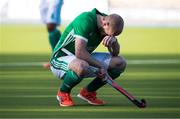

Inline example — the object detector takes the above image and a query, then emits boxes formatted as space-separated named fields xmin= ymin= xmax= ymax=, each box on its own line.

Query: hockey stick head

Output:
xmin=132 ymin=99 xmax=146 ymax=108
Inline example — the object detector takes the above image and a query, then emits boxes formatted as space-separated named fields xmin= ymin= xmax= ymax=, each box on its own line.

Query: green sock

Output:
xmin=48 ymin=29 xmax=61 ymax=50
xmin=60 ymin=70 xmax=82 ymax=93
xmin=86 ymin=77 xmax=106 ymax=92
xmin=108 ymin=68 xmax=122 ymax=79
xmin=86 ymin=69 xmax=122 ymax=92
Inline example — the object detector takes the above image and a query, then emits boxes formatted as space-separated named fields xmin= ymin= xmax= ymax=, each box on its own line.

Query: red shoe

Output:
xmin=57 ymin=91 xmax=74 ymax=107
xmin=77 ymin=88 xmax=105 ymax=105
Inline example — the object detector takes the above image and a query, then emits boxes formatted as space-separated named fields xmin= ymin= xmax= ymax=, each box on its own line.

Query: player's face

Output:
xmin=101 ymin=22 xmax=110 ymax=36
xmin=101 ymin=16 xmax=123 ymax=36
xmin=103 ymin=25 xmax=117 ymax=36
xmin=102 ymin=21 xmax=120 ymax=36
xmin=104 ymin=27 xmax=114 ymax=36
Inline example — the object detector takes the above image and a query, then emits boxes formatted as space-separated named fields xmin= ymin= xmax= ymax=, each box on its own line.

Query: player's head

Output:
xmin=101 ymin=14 xmax=124 ymax=36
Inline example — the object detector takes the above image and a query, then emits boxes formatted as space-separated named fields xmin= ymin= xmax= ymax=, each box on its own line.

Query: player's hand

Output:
xmin=97 ymin=67 xmax=107 ymax=79
xmin=102 ymin=36 xmax=116 ymax=47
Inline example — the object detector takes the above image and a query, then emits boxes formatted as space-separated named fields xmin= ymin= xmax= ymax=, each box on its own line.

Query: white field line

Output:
xmin=128 ymin=59 xmax=180 ymax=65
xmin=0 ymin=62 xmax=43 ymax=67
xmin=0 ymin=59 xmax=180 ymax=67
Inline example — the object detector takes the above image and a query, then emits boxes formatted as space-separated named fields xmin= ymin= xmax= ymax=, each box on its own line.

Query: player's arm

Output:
xmin=75 ymin=38 xmax=106 ymax=78
xmin=75 ymin=38 xmax=104 ymax=68
xmin=102 ymin=36 xmax=120 ymax=56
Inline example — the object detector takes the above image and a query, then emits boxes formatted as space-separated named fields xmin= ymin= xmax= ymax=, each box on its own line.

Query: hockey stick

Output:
xmin=59 ymin=47 xmax=147 ymax=108
xmin=105 ymin=73 xmax=146 ymax=108
xmin=91 ymin=67 xmax=146 ymax=108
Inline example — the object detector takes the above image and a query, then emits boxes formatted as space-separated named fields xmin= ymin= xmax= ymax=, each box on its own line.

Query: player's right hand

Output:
xmin=97 ymin=67 xmax=107 ymax=79
xmin=102 ymin=36 xmax=116 ymax=47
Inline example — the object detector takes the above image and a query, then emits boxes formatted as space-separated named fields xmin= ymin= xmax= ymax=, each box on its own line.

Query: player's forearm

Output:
xmin=75 ymin=49 xmax=104 ymax=68
xmin=75 ymin=38 xmax=105 ymax=68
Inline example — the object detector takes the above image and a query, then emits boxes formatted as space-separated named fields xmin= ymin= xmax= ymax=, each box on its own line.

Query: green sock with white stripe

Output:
xmin=60 ymin=70 xmax=82 ymax=93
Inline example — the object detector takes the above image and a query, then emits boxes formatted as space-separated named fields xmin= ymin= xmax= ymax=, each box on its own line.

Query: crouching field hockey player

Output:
xmin=50 ymin=8 xmax=126 ymax=107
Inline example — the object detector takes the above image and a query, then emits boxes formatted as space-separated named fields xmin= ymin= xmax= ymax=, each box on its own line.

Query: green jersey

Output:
xmin=51 ymin=8 xmax=107 ymax=68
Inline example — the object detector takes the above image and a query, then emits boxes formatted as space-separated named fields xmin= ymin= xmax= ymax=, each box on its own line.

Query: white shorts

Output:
xmin=39 ymin=0 xmax=63 ymax=25
xmin=50 ymin=52 xmax=112 ymax=79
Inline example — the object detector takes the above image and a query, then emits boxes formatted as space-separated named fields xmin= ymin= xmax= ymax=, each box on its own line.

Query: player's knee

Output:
xmin=76 ymin=61 xmax=89 ymax=78
xmin=119 ymin=57 xmax=126 ymax=72
xmin=108 ymin=57 xmax=126 ymax=79
xmin=112 ymin=56 xmax=126 ymax=72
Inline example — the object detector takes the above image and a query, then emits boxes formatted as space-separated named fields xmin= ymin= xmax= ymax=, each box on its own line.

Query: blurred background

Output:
xmin=0 ymin=0 xmax=180 ymax=55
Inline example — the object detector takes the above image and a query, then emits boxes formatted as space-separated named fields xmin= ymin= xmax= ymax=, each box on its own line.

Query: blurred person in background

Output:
xmin=50 ymin=8 xmax=126 ymax=107
xmin=39 ymin=0 xmax=64 ymax=69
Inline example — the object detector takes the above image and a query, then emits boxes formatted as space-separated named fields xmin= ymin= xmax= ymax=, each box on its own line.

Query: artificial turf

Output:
xmin=0 ymin=54 xmax=179 ymax=118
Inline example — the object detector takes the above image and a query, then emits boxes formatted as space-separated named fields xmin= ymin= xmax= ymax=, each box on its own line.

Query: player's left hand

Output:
xmin=102 ymin=36 xmax=116 ymax=47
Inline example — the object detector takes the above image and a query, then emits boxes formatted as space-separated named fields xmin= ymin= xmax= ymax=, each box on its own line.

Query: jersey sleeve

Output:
xmin=73 ymin=18 xmax=92 ymax=42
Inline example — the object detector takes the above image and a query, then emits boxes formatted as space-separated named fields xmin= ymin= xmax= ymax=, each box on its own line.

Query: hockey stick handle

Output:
xmin=105 ymin=74 xmax=135 ymax=101
xmin=90 ymin=67 xmax=134 ymax=100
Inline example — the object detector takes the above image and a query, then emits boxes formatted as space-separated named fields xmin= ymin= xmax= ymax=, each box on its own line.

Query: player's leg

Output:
xmin=108 ymin=56 xmax=126 ymax=79
xmin=60 ymin=58 xmax=89 ymax=93
xmin=47 ymin=23 xmax=61 ymax=50
xmin=43 ymin=23 xmax=61 ymax=69
xmin=39 ymin=0 xmax=61 ymax=50
xmin=51 ymin=56 xmax=89 ymax=106
xmin=46 ymin=0 xmax=63 ymax=50
xmin=40 ymin=0 xmax=63 ymax=69
xmin=86 ymin=53 xmax=126 ymax=92
xmin=77 ymin=53 xmax=126 ymax=104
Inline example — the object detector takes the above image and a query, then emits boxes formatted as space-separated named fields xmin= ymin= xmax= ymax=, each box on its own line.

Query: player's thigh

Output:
xmin=78 ymin=52 xmax=112 ymax=78
xmin=91 ymin=52 xmax=126 ymax=69
xmin=91 ymin=52 xmax=112 ymax=69
xmin=46 ymin=0 xmax=63 ymax=24
xmin=68 ymin=58 xmax=89 ymax=74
